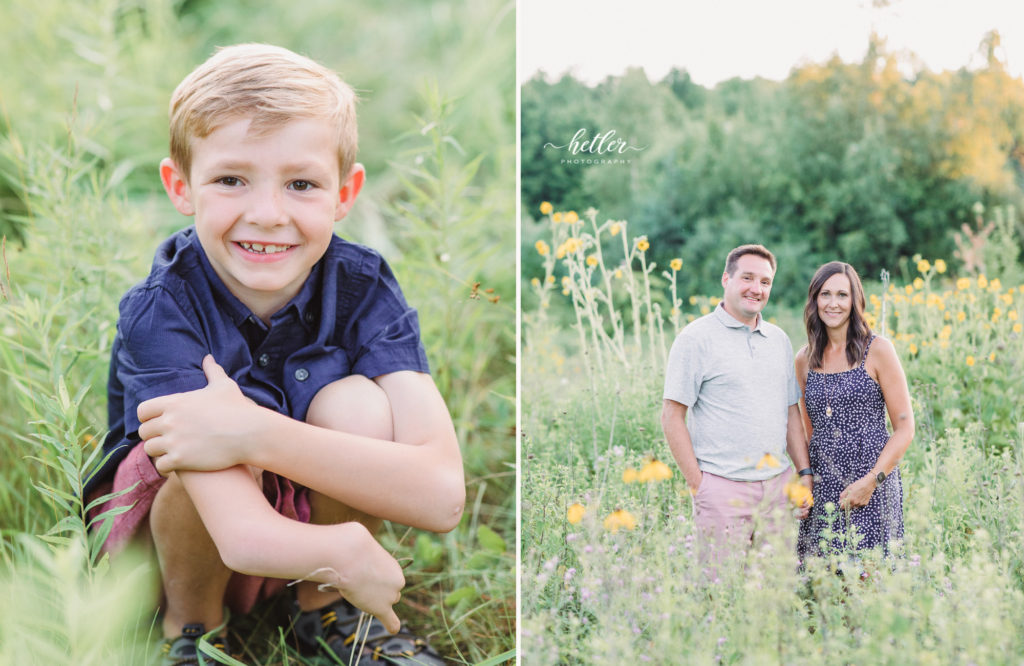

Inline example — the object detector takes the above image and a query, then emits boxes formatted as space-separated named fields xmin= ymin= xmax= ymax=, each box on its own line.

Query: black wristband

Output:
xmin=797 ymin=468 xmax=813 ymax=477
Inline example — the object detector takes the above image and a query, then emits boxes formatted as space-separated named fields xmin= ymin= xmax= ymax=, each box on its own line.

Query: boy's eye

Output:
xmin=290 ymin=180 xmax=315 ymax=191
xmin=216 ymin=176 xmax=242 ymax=187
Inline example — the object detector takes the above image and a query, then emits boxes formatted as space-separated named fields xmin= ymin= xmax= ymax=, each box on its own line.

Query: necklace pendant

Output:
xmin=826 ymin=405 xmax=833 ymax=418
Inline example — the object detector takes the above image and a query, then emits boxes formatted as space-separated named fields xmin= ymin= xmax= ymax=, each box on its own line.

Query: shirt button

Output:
xmin=304 ymin=311 xmax=315 ymax=324
xmin=294 ymin=368 xmax=309 ymax=382
xmin=257 ymin=353 xmax=270 ymax=367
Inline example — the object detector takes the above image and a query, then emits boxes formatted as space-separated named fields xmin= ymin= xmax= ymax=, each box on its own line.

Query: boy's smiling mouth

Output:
xmin=236 ymin=241 xmax=294 ymax=255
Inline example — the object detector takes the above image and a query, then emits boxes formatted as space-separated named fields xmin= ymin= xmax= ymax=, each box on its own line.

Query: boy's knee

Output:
xmin=306 ymin=375 xmax=393 ymax=440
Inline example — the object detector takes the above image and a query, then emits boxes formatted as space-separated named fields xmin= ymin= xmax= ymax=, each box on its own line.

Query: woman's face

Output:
xmin=816 ymin=272 xmax=853 ymax=331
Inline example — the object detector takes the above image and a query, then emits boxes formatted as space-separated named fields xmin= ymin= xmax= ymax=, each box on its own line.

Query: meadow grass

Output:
xmin=521 ymin=205 xmax=1024 ymax=664
xmin=0 ymin=0 xmax=514 ymax=663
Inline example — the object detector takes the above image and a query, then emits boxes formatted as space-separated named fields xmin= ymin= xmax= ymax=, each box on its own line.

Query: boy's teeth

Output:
xmin=239 ymin=242 xmax=288 ymax=254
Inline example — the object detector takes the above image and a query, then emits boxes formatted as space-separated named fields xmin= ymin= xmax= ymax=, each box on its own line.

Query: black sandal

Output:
xmin=292 ymin=598 xmax=445 ymax=665
xmin=157 ymin=622 xmax=241 ymax=666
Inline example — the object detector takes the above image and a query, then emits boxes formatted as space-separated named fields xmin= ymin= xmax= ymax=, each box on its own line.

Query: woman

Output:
xmin=795 ymin=261 xmax=914 ymax=559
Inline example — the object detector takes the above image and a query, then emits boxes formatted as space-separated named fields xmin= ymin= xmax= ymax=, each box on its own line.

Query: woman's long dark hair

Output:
xmin=804 ymin=261 xmax=873 ymax=370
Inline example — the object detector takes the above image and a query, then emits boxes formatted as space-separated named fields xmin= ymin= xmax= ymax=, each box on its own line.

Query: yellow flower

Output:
xmin=913 ymin=277 xmax=924 ymax=291
xmin=586 ymin=255 xmax=599 ymax=267
xmin=603 ymin=509 xmax=637 ymax=533
xmin=622 ymin=467 xmax=638 ymax=484
xmin=992 ymin=307 xmax=1003 ymax=322
xmin=539 ymin=201 xmax=553 ymax=215
xmin=1002 ymin=294 xmax=1014 ymax=305
xmin=912 ymin=293 xmax=924 ymax=306
xmin=1013 ymin=323 xmax=1022 ymax=334
xmin=638 ymin=459 xmax=673 ymax=482
xmin=957 ymin=311 xmax=966 ymax=322
xmin=956 ymin=277 xmax=971 ymax=291
xmin=689 ymin=295 xmax=698 ymax=305
xmin=552 ymin=212 xmax=563 ymax=223
xmin=564 ymin=237 xmax=582 ymax=254
xmin=939 ymin=324 xmax=952 ymax=340
xmin=784 ymin=480 xmax=813 ymax=508
xmin=535 ymin=240 xmax=550 ymax=256
xmin=567 ymin=503 xmax=585 ymax=524
xmin=609 ymin=222 xmax=622 ymax=236
xmin=700 ymin=305 xmax=710 ymax=315
xmin=546 ymin=275 xmax=555 ymax=284
xmin=917 ymin=259 xmax=931 ymax=274
xmin=978 ymin=275 xmax=989 ymax=289
xmin=670 ymin=258 xmax=683 ymax=271
xmin=904 ymin=285 xmax=914 ymax=295
xmin=614 ymin=269 xmax=623 ymax=279
xmin=530 ymin=277 xmax=540 ymax=288
xmin=756 ymin=452 xmax=782 ymax=470
xmin=966 ymin=355 xmax=975 ymax=367
xmin=935 ymin=259 xmax=947 ymax=273
xmin=636 ymin=239 xmax=650 ymax=252
xmin=561 ymin=276 xmax=570 ymax=286
xmin=909 ymin=343 xmax=918 ymax=355
xmin=709 ymin=296 xmax=721 ymax=306
xmin=989 ymin=278 xmax=1001 ymax=292
xmin=988 ymin=352 xmax=996 ymax=362
xmin=564 ymin=210 xmax=579 ymax=224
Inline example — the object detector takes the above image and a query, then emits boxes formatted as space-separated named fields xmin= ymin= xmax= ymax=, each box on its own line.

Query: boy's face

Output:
xmin=160 ymin=116 xmax=363 ymax=320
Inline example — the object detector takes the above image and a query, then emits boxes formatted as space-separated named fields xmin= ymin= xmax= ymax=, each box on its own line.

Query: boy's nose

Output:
xmin=246 ymin=187 xmax=288 ymax=227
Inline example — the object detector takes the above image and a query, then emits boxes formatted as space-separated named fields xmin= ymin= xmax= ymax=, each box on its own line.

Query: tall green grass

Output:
xmin=521 ymin=204 xmax=1024 ymax=664
xmin=0 ymin=0 xmax=514 ymax=663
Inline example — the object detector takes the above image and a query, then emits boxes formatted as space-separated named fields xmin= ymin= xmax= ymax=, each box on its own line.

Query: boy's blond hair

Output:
xmin=168 ymin=43 xmax=358 ymax=182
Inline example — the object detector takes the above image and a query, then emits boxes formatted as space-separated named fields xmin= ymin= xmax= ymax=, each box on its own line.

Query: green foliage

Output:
xmin=521 ymin=38 xmax=1024 ymax=305
xmin=0 ymin=0 xmax=514 ymax=662
xmin=522 ymin=233 xmax=1024 ymax=662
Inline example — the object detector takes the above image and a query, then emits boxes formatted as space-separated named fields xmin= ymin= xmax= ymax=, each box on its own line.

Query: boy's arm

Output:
xmin=139 ymin=356 xmax=465 ymax=532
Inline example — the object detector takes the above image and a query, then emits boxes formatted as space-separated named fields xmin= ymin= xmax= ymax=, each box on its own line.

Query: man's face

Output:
xmin=161 ymin=116 xmax=362 ymax=320
xmin=721 ymin=253 xmax=774 ymax=326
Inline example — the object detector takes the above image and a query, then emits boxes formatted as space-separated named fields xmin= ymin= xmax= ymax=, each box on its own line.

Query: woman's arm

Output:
xmin=839 ymin=337 xmax=915 ymax=509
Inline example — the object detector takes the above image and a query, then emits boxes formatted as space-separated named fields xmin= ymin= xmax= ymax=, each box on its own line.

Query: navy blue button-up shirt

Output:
xmin=86 ymin=226 xmax=429 ymax=493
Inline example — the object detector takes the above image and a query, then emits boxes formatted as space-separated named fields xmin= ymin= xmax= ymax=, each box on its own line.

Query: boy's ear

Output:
xmin=334 ymin=163 xmax=366 ymax=221
xmin=159 ymin=158 xmax=195 ymax=216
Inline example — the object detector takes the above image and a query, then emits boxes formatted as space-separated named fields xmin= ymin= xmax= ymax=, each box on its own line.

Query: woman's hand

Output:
xmin=838 ymin=474 xmax=876 ymax=510
xmin=139 ymin=355 xmax=268 ymax=475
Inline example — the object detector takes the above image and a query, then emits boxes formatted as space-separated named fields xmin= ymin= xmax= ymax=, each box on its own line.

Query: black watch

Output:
xmin=875 ymin=470 xmax=886 ymax=484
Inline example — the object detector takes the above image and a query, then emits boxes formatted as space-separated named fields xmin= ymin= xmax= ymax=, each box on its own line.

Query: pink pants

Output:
xmin=692 ymin=468 xmax=794 ymax=568
xmin=90 ymin=442 xmax=311 ymax=614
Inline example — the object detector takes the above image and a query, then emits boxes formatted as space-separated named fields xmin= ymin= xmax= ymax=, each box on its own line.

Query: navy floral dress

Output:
xmin=798 ymin=336 xmax=903 ymax=559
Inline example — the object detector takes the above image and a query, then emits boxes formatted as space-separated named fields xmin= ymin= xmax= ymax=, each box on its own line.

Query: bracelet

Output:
xmin=797 ymin=468 xmax=813 ymax=477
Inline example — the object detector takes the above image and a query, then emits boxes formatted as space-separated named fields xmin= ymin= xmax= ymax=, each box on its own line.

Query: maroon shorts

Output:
xmin=91 ymin=442 xmax=311 ymax=614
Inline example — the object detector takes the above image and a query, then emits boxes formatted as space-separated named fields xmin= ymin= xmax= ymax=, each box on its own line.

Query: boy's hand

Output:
xmin=139 ymin=355 xmax=265 ymax=476
xmin=332 ymin=522 xmax=405 ymax=634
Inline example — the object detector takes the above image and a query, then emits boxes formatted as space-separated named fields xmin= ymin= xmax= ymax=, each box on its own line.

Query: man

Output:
xmin=661 ymin=244 xmax=811 ymax=565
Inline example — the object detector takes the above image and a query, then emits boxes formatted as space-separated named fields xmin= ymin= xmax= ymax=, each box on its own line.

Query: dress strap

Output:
xmin=860 ymin=335 xmax=877 ymax=367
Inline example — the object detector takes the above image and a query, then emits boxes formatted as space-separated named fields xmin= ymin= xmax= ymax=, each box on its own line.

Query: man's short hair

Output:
xmin=168 ymin=43 xmax=359 ymax=182
xmin=724 ymin=244 xmax=777 ymax=276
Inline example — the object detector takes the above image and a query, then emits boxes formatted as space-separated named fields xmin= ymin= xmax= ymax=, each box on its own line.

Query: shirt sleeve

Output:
xmin=663 ymin=329 xmax=704 ymax=407
xmin=345 ymin=254 xmax=430 ymax=378
xmin=114 ymin=286 xmax=210 ymax=438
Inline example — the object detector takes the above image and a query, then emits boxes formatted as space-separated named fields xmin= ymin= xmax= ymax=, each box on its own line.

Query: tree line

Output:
xmin=522 ymin=32 xmax=1024 ymax=303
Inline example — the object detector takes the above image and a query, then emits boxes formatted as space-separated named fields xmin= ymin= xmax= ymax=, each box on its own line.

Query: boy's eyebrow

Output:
xmin=201 ymin=158 xmax=335 ymax=174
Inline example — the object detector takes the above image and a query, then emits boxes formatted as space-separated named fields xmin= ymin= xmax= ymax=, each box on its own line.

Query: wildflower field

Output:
xmin=521 ymin=206 xmax=1024 ymax=664
xmin=0 ymin=1 xmax=514 ymax=663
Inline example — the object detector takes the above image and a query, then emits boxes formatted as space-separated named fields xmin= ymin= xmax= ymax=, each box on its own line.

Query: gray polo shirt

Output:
xmin=664 ymin=303 xmax=800 ymax=481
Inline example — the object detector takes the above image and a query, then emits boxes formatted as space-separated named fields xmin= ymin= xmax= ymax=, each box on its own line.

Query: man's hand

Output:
xmin=139 ymin=355 xmax=266 ymax=475
xmin=838 ymin=474 xmax=875 ymax=510
xmin=796 ymin=474 xmax=813 ymax=519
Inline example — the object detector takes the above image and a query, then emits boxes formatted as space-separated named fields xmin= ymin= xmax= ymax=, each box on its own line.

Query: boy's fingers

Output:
xmin=137 ymin=396 xmax=163 ymax=423
xmin=379 ymin=608 xmax=401 ymax=635
xmin=201 ymin=354 xmax=229 ymax=383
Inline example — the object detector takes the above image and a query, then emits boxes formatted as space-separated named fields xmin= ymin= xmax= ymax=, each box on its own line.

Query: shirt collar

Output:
xmin=189 ymin=227 xmax=321 ymax=333
xmin=713 ymin=302 xmax=768 ymax=336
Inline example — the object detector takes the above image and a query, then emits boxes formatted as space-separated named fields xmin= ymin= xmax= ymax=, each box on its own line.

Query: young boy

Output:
xmin=86 ymin=43 xmax=464 ymax=665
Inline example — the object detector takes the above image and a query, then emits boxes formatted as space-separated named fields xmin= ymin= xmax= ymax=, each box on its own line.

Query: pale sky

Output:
xmin=519 ymin=0 xmax=1024 ymax=86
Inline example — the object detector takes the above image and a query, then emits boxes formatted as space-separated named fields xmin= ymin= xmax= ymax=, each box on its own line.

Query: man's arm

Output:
xmin=660 ymin=399 xmax=702 ymax=492
xmin=139 ymin=356 xmax=465 ymax=533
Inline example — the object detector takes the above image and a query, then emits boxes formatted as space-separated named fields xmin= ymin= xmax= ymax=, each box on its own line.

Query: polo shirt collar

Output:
xmin=189 ymin=227 xmax=321 ymax=333
xmin=713 ymin=302 xmax=768 ymax=336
